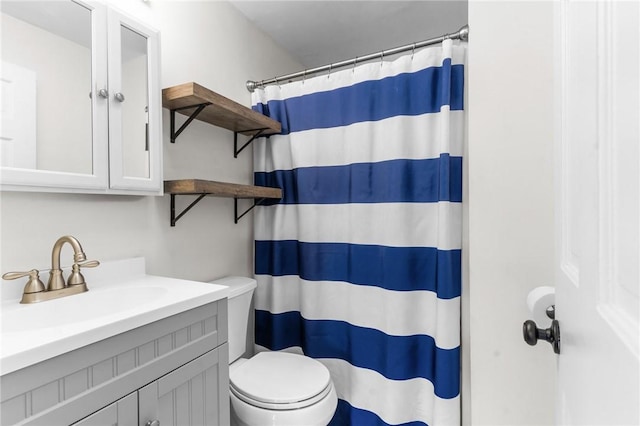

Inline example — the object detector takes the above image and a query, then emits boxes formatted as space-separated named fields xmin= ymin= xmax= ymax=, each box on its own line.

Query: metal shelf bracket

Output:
xmin=170 ymin=195 xmax=268 ymax=226
xmin=170 ymin=103 xmax=211 ymax=143
xmin=234 ymin=198 xmax=266 ymax=224
xmin=234 ymin=128 xmax=268 ymax=158
xmin=170 ymin=194 xmax=206 ymax=227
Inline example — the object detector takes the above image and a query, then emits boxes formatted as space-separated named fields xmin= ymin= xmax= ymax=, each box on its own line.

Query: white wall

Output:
xmin=467 ymin=1 xmax=556 ymax=424
xmin=0 ymin=2 xmax=302 ymax=297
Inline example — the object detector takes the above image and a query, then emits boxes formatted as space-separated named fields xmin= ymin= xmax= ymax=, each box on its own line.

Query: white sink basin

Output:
xmin=1 ymin=259 xmax=229 ymax=376
xmin=2 ymin=286 xmax=169 ymax=333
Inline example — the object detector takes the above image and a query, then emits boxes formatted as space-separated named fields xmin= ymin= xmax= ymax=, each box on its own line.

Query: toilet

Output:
xmin=210 ymin=276 xmax=338 ymax=426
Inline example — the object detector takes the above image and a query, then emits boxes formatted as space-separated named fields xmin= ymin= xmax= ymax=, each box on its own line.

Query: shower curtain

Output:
xmin=251 ymin=39 xmax=465 ymax=426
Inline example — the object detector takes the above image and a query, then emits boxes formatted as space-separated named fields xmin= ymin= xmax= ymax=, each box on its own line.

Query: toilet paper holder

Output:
xmin=523 ymin=305 xmax=561 ymax=354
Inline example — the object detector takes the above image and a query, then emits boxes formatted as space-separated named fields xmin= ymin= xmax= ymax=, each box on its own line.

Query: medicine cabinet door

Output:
xmin=106 ymin=9 xmax=162 ymax=193
xmin=0 ymin=0 xmax=109 ymax=191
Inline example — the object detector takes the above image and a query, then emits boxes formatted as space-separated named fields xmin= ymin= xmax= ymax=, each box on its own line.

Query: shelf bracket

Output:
xmin=234 ymin=128 xmax=268 ymax=158
xmin=170 ymin=193 xmax=207 ymax=227
xmin=234 ymin=197 xmax=266 ymax=224
xmin=170 ymin=103 xmax=211 ymax=143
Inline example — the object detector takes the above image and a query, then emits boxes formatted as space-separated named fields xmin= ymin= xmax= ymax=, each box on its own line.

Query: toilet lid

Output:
xmin=230 ymin=352 xmax=332 ymax=409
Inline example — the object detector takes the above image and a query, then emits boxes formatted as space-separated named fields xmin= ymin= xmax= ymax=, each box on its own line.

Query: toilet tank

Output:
xmin=209 ymin=276 xmax=257 ymax=363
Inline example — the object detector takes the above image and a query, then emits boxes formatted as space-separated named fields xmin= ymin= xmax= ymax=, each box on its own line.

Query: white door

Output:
xmin=554 ymin=0 xmax=639 ymax=424
xmin=0 ymin=62 xmax=36 ymax=169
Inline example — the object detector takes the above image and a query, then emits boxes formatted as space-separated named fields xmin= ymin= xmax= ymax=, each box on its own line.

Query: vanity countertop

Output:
xmin=0 ymin=258 xmax=229 ymax=376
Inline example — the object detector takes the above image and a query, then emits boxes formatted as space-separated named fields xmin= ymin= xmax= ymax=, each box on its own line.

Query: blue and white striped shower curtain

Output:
xmin=251 ymin=39 xmax=465 ymax=426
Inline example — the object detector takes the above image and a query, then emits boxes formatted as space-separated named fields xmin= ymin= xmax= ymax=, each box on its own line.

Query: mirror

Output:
xmin=120 ymin=24 xmax=150 ymax=180
xmin=1 ymin=1 xmax=94 ymax=175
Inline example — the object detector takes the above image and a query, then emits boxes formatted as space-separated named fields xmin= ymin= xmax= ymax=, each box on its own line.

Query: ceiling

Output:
xmin=228 ymin=1 xmax=468 ymax=70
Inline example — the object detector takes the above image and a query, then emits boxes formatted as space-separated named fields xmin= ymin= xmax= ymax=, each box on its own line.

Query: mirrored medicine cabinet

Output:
xmin=0 ymin=0 xmax=162 ymax=194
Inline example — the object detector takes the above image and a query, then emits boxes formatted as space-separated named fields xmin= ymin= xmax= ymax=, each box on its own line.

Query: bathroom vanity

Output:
xmin=0 ymin=259 xmax=230 ymax=425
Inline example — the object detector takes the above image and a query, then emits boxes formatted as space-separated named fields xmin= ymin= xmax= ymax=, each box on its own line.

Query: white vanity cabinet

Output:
xmin=0 ymin=0 xmax=162 ymax=195
xmin=0 ymin=301 xmax=230 ymax=426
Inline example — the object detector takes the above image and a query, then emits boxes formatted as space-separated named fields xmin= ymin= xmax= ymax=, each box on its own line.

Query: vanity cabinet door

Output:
xmin=71 ymin=392 xmax=137 ymax=426
xmin=138 ymin=345 xmax=230 ymax=426
xmin=106 ymin=9 xmax=162 ymax=193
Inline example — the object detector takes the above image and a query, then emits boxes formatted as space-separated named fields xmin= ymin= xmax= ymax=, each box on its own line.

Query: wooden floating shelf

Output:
xmin=162 ymin=82 xmax=281 ymax=137
xmin=162 ymin=82 xmax=283 ymax=226
xmin=164 ymin=179 xmax=282 ymax=226
xmin=164 ymin=179 xmax=282 ymax=199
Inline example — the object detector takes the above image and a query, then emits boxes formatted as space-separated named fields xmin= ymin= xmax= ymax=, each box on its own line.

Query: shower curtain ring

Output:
xmin=353 ymin=56 xmax=357 ymax=73
xmin=380 ymin=51 xmax=384 ymax=67
xmin=274 ymin=76 xmax=281 ymax=88
xmin=302 ymin=69 xmax=306 ymax=85
xmin=411 ymin=43 xmax=416 ymax=60
xmin=327 ymin=63 xmax=332 ymax=79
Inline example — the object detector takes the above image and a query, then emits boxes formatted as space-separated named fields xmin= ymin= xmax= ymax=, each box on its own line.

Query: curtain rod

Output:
xmin=246 ymin=25 xmax=468 ymax=92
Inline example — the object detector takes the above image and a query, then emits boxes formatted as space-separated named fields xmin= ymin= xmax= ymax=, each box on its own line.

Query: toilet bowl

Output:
xmin=230 ymin=352 xmax=338 ymax=426
xmin=209 ymin=276 xmax=337 ymax=426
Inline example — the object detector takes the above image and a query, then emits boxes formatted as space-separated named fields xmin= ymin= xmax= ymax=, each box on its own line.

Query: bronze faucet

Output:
xmin=2 ymin=236 xmax=99 ymax=304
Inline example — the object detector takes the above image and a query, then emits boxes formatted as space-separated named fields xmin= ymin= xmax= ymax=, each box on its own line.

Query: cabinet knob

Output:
xmin=114 ymin=92 xmax=125 ymax=102
xmin=98 ymin=88 xmax=109 ymax=99
xmin=145 ymin=420 xmax=160 ymax=426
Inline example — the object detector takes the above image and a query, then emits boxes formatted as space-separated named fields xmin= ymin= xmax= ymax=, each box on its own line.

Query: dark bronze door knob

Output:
xmin=523 ymin=319 xmax=561 ymax=354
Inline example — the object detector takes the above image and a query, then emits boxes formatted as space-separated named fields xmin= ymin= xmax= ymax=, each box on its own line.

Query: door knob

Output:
xmin=523 ymin=319 xmax=561 ymax=354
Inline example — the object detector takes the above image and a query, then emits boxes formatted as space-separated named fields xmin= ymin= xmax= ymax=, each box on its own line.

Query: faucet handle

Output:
xmin=2 ymin=269 xmax=46 ymax=294
xmin=77 ymin=260 xmax=100 ymax=268
xmin=67 ymin=260 xmax=100 ymax=287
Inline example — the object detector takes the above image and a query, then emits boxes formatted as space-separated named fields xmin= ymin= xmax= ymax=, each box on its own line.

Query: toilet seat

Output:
xmin=230 ymin=352 xmax=332 ymax=411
